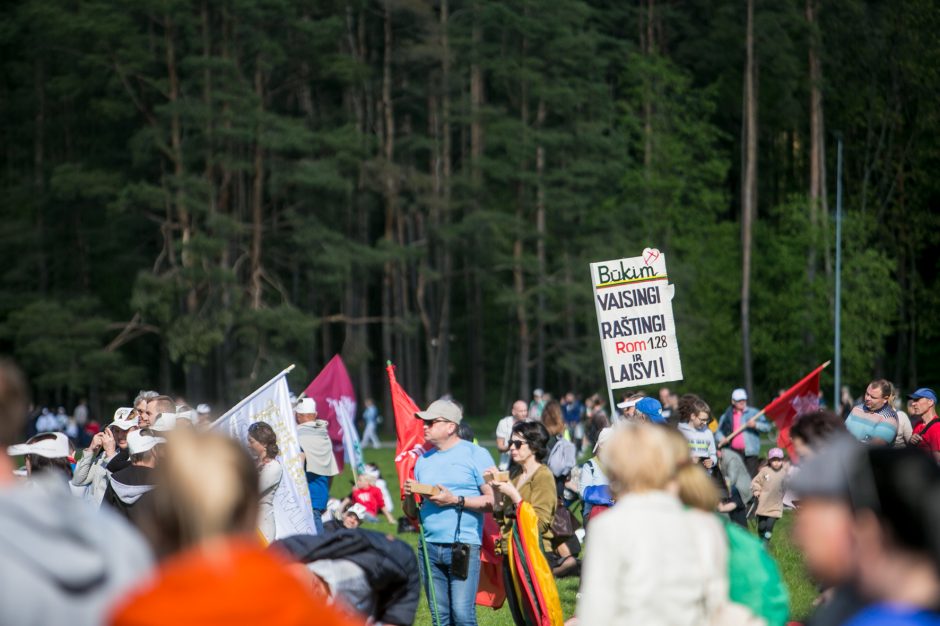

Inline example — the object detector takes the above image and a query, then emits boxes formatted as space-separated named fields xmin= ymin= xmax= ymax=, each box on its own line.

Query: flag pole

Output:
xmin=718 ymin=360 xmax=830 ymax=447
xmin=209 ymin=364 xmax=296 ymax=430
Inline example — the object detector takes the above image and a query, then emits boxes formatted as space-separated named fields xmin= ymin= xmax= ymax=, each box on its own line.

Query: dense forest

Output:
xmin=1 ymin=0 xmax=938 ymax=419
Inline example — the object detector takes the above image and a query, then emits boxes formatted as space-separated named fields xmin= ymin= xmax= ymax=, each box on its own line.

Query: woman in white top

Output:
xmin=576 ymin=423 xmax=756 ymax=626
xmin=247 ymin=421 xmax=282 ymax=543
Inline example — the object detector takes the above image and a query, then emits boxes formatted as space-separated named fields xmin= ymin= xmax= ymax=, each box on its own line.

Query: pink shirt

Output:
xmin=731 ymin=409 xmax=746 ymax=451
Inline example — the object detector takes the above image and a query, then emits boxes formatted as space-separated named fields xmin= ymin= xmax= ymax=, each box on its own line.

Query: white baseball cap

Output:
xmin=151 ymin=412 xmax=177 ymax=432
xmin=346 ymin=503 xmax=368 ymax=520
xmin=731 ymin=388 xmax=748 ymax=402
xmin=127 ymin=430 xmax=165 ymax=455
xmin=294 ymin=397 xmax=317 ymax=414
xmin=8 ymin=432 xmax=69 ymax=459
xmin=175 ymin=409 xmax=197 ymax=423
xmin=110 ymin=415 xmax=139 ymax=431
xmin=196 ymin=403 xmax=211 ymax=415
xmin=113 ymin=407 xmax=133 ymax=422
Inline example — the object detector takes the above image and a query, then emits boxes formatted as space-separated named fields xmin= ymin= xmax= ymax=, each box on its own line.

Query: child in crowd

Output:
xmin=347 ymin=473 xmax=395 ymax=524
xmin=364 ymin=462 xmax=394 ymax=515
xmin=676 ymin=395 xmax=717 ymax=472
xmin=750 ymin=448 xmax=788 ymax=543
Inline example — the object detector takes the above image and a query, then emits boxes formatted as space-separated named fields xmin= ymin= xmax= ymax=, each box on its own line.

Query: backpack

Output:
xmin=723 ymin=520 xmax=790 ymax=626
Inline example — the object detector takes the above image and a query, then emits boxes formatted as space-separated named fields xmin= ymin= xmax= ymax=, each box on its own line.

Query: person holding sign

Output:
xmin=716 ymin=388 xmax=770 ymax=477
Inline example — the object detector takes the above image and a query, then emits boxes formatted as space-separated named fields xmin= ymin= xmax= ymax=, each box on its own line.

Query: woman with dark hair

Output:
xmin=247 ymin=421 xmax=282 ymax=543
xmin=489 ymin=421 xmax=562 ymax=623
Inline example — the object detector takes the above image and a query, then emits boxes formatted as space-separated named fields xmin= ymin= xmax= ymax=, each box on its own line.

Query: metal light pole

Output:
xmin=833 ymin=135 xmax=843 ymax=407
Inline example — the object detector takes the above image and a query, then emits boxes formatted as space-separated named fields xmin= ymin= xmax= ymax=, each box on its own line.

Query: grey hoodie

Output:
xmin=0 ymin=474 xmax=153 ymax=625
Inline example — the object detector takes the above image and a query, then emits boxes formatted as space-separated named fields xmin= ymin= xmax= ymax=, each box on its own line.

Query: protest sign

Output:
xmin=211 ymin=365 xmax=316 ymax=538
xmin=590 ymin=248 xmax=683 ymax=391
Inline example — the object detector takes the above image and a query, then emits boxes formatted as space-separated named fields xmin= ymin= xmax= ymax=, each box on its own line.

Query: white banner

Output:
xmin=329 ymin=396 xmax=365 ymax=477
xmin=590 ymin=247 xmax=683 ymax=390
xmin=211 ymin=367 xmax=316 ymax=538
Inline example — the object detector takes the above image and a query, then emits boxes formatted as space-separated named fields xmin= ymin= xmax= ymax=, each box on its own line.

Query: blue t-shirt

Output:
xmin=415 ymin=440 xmax=494 ymax=545
xmin=846 ymin=605 xmax=940 ymax=626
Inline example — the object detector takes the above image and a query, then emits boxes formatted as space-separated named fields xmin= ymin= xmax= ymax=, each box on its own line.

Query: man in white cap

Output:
xmin=716 ymin=388 xmax=770 ymax=477
xmin=405 ymin=398 xmax=494 ymax=626
xmin=72 ymin=408 xmax=138 ymax=505
xmin=0 ymin=360 xmax=152 ymax=626
xmin=103 ymin=429 xmax=164 ymax=524
xmin=295 ymin=397 xmax=339 ymax=534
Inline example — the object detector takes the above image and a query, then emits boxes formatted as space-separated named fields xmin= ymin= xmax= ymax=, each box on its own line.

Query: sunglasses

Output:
xmin=509 ymin=439 xmax=528 ymax=449
xmin=424 ymin=418 xmax=450 ymax=426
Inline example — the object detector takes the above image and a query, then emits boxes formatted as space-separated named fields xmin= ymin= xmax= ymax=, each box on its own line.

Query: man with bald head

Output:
xmin=495 ymin=400 xmax=528 ymax=470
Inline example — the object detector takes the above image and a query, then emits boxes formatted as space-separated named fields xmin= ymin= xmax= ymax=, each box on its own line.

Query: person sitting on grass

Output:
xmin=343 ymin=472 xmax=395 ymax=524
xmin=323 ymin=503 xmax=367 ymax=533
xmin=750 ymin=448 xmax=788 ymax=544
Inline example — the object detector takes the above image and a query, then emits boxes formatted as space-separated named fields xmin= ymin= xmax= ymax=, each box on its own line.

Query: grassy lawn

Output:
xmin=334 ymin=430 xmax=817 ymax=625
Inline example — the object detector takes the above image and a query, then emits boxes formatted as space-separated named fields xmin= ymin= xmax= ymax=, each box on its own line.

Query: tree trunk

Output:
xmin=250 ymin=55 xmax=265 ymax=310
xmin=741 ymin=0 xmax=757 ymax=398
xmin=33 ymin=57 xmax=48 ymax=293
xmin=466 ymin=2 xmax=486 ymax=414
xmin=535 ymin=98 xmax=547 ymax=391
xmin=515 ymin=32 xmax=531 ymax=401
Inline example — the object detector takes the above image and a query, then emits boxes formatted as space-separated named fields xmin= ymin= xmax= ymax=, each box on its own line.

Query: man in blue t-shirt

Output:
xmin=406 ymin=398 xmax=494 ymax=626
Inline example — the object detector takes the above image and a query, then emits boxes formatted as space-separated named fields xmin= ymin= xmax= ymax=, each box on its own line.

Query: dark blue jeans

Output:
xmin=418 ymin=540 xmax=481 ymax=626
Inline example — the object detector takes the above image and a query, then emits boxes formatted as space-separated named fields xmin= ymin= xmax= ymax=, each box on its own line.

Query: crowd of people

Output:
xmin=2 ymin=355 xmax=940 ymax=625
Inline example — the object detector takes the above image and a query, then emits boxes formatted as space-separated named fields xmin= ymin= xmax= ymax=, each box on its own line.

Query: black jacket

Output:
xmin=103 ymin=465 xmax=156 ymax=525
xmin=273 ymin=529 xmax=419 ymax=626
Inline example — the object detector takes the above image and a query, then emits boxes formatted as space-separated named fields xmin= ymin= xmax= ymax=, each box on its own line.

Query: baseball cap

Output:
xmin=593 ymin=426 xmax=614 ymax=453
xmin=110 ymin=413 xmax=139 ymax=430
xmin=151 ymin=412 xmax=177 ymax=432
xmin=768 ymin=447 xmax=785 ymax=460
xmin=635 ymin=397 xmax=665 ymax=423
xmin=127 ymin=430 xmax=165 ymax=455
xmin=790 ymin=436 xmax=862 ymax=500
xmin=196 ymin=403 xmax=211 ymax=415
xmin=175 ymin=408 xmax=197 ymax=423
xmin=533 ymin=388 xmax=544 ymax=397
xmin=113 ymin=407 xmax=133 ymax=422
xmin=907 ymin=388 xmax=937 ymax=403
xmin=346 ymin=503 xmax=368 ymax=520
xmin=294 ymin=397 xmax=317 ymax=414
xmin=8 ymin=432 xmax=69 ymax=459
xmin=415 ymin=398 xmax=463 ymax=424
xmin=731 ymin=388 xmax=748 ymax=402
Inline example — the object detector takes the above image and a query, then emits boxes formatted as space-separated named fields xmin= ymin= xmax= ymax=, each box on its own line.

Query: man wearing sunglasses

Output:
xmin=405 ymin=398 xmax=494 ymax=626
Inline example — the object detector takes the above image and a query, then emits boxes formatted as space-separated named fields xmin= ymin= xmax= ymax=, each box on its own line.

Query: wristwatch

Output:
xmin=457 ymin=495 xmax=465 ymax=509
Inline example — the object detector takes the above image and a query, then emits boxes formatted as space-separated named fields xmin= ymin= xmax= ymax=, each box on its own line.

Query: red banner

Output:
xmin=762 ymin=361 xmax=830 ymax=459
xmin=385 ymin=362 xmax=429 ymax=500
xmin=303 ymin=355 xmax=354 ymax=471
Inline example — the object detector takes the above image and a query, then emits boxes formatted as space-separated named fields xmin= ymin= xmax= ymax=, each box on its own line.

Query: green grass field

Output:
xmin=330 ymin=436 xmax=818 ymax=625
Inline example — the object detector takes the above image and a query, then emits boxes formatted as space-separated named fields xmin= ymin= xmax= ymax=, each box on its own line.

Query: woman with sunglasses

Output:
xmin=490 ymin=421 xmax=560 ymax=619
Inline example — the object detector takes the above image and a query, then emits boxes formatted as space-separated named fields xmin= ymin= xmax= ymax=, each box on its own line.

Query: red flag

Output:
xmin=303 ymin=355 xmax=355 ymax=471
xmin=477 ymin=514 xmax=506 ymax=608
xmin=761 ymin=361 xmax=830 ymax=459
xmin=385 ymin=362 xmax=429 ymax=500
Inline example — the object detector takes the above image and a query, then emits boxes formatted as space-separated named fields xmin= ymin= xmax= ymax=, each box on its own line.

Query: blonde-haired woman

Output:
xmin=575 ymin=423 xmax=748 ymax=626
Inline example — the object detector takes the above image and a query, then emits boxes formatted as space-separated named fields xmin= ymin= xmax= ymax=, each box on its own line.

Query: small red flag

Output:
xmin=385 ymin=362 xmax=429 ymax=500
xmin=761 ymin=361 xmax=830 ymax=459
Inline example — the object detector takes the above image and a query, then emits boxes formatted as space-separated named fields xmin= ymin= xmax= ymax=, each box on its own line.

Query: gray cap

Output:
xmin=790 ymin=435 xmax=863 ymax=500
xmin=415 ymin=398 xmax=463 ymax=424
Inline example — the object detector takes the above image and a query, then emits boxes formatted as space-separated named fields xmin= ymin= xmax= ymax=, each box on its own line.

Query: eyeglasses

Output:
xmin=424 ymin=418 xmax=450 ymax=426
xmin=509 ymin=439 xmax=527 ymax=449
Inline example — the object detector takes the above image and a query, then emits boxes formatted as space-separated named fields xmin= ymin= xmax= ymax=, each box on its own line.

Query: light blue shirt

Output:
xmin=415 ymin=440 xmax=494 ymax=545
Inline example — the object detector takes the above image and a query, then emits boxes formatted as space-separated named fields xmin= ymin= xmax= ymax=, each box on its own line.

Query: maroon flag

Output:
xmin=303 ymin=355 xmax=355 ymax=471
xmin=762 ymin=361 xmax=830 ymax=459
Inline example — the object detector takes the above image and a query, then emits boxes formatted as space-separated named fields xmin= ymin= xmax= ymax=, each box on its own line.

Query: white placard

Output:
xmin=590 ymin=247 xmax=683 ymax=389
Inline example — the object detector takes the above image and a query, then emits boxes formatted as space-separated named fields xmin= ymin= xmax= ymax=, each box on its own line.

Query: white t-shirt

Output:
xmin=495 ymin=416 xmax=514 ymax=470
